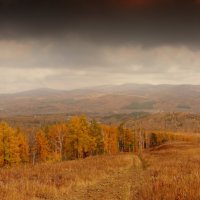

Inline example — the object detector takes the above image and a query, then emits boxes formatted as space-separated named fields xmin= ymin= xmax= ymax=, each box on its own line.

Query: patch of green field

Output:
xmin=177 ymin=104 xmax=191 ymax=109
xmin=126 ymin=101 xmax=156 ymax=110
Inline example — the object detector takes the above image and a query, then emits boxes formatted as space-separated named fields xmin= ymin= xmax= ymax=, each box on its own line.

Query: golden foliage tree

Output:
xmin=90 ymin=120 xmax=104 ymax=154
xmin=118 ymin=123 xmax=134 ymax=152
xmin=35 ymin=130 xmax=51 ymax=162
xmin=18 ymin=132 xmax=30 ymax=163
xmin=0 ymin=122 xmax=29 ymax=166
xmin=67 ymin=116 xmax=96 ymax=159
xmin=102 ymin=125 xmax=118 ymax=154
xmin=47 ymin=123 xmax=68 ymax=161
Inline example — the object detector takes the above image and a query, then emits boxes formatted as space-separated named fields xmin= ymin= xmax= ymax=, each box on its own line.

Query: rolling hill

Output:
xmin=1 ymin=84 xmax=200 ymax=116
xmin=126 ymin=112 xmax=200 ymax=133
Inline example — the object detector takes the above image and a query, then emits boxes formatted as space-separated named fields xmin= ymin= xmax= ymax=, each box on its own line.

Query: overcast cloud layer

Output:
xmin=0 ymin=0 xmax=200 ymax=93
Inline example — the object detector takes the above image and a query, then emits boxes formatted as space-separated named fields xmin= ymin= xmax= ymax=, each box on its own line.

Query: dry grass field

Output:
xmin=134 ymin=142 xmax=200 ymax=200
xmin=1 ymin=142 xmax=200 ymax=200
xmin=0 ymin=154 xmax=133 ymax=200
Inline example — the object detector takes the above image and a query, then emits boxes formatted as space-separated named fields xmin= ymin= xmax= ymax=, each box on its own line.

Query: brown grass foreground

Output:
xmin=134 ymin=142 xmax=200 ymax=200
xmin=0 ymin=154 xmax=133 ymax=200
xmin=1 ymin=142 xmax=200 ymax=200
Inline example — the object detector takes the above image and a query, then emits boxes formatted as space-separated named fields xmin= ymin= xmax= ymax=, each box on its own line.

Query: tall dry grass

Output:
xmin=0 ymin=154 xmax=132 ymax=200
xmin=1 ymin=142 xmax=200 ymax=200
xmin=133 ymin=142 xmax=200 ymax=200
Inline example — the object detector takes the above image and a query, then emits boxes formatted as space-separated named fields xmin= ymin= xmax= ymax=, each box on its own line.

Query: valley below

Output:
xmin=1 ymin=84 xmax=200 ymax=116
xmin=1 ymin=84 xmax=200 ymax=200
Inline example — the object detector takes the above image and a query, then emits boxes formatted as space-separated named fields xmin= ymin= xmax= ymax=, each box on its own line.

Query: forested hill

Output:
xmin=1 ymin=84 xmax=200 ymax=115
xmin=126 ymin=112 xmax=200 ymax=133
xmin=2 ymin=112 xmax=200 ymax=137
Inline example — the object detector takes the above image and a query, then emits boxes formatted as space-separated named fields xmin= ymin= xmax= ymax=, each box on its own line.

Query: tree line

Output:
xmin=0 ymin=115 xmax=199 ymax=166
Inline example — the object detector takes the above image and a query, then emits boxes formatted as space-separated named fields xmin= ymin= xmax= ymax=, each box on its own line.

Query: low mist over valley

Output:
xmin=1 ymin=84 xmax=200 ymax=116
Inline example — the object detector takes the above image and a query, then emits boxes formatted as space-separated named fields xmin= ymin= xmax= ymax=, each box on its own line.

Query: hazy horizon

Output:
xmin=1 ymin=82 xmax=200 ymax=94
xmin=1 ymin=0 xmax=200 ymax=93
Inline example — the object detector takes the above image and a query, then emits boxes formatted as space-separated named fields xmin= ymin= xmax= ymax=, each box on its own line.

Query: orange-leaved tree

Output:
xmin=67 ymin=116 xmax=96 ymax=159
xmin=102 ymin=124 xmax=118 ymax=154
xmin=0 ymin=122 xmax=29 ymax=166
xmin=47 ymin=123 xmax=68 ymax=161
xmin=35 ymin=129 xmax=51 ymax=162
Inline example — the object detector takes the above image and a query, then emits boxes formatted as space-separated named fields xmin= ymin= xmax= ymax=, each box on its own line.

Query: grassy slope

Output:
xmin=0 ymin=154 xmax=133 ymax=200
xmin=1 ymin=142 xmax=200 ymax=200
xmin=132 ymin=142 xmax=200 ymax=200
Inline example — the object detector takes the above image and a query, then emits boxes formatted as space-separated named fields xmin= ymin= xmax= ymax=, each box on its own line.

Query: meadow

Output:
xmin=1 ymin=142 xmax=200 ymax=200
xmin=0 ymin=154 xmax=133 ymax=200
xmin=132 ymin=142 xmax=200 ymax=200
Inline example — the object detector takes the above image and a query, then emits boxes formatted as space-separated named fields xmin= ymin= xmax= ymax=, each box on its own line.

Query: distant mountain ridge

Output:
xmin=1 ymin=84 xmax=200 ymax=116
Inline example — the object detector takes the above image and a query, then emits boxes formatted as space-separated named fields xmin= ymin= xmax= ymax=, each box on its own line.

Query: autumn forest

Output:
xmin=1 ymin=115 xmax=199 ymax=167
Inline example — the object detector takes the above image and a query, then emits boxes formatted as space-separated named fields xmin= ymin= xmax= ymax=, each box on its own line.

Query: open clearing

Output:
xmin=67 ymin=142 xmax=200 ymax=200
xmin=1 ymin=142 xmax=200 ymax=200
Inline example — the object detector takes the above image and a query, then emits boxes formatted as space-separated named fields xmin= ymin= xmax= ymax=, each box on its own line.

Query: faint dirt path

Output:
xmin=66 ymin=155 xmax=143 ymax=200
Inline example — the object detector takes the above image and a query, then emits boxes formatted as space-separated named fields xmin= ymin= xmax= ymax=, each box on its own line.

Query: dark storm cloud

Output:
xmin=0 ymin=0 xmax=200 ymax=47
xmin=1 ymin=0 xmax=200 ymax=93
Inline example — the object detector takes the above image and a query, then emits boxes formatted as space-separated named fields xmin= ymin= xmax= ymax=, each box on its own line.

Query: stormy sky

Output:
xmin=1 ymin=0 xmax=200 ymax=93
